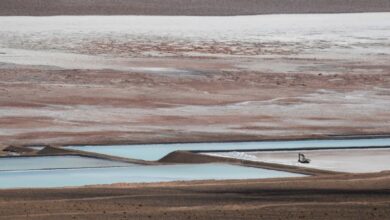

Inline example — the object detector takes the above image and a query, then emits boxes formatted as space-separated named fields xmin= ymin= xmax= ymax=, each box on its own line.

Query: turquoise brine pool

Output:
xmin=0 ymin=163 xmax=304 ymax=188
xmin=0 ymin=155 xmax=128 ymax=171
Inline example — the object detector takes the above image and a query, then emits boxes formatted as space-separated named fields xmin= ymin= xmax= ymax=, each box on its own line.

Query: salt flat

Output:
xmin=206 ymin=148 xmax=390 ymax=173
xmin=0 ymin=13 xmax=389 ymax=71
xmin=0 ymin=13 xmax=389 ymax=146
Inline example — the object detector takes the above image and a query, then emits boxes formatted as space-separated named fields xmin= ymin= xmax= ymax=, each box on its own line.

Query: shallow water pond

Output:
xmin=0 ymin=155 xmax=128 ymax=171
xmin=66 ymin=138 xmax=390 ymax=161
xmin=0 ymin=163 xmax=304 ymax=188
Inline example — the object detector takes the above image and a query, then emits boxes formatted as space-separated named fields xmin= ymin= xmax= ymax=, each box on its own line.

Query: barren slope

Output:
xmin=1 ymin=0 xmax=390 ymax=16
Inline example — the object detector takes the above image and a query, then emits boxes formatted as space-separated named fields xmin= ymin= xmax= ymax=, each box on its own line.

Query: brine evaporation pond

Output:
xmin=0 ymin=160 xmax=304 ymax=188
xmin=0 ymin=155 xmax=129 ymax=171
xmin=65 ymin=137 xmax=390 ymax=161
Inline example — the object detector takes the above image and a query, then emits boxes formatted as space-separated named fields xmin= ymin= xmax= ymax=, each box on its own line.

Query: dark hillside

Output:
xmin=1 ymin=0 xmax=389 ymax=16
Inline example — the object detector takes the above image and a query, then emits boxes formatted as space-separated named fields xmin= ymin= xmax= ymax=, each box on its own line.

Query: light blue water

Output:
xmin=0 ymin=156 xmax=128 ymax=171
xmin=0 ymin=163 xmax=304 ymax=189
xmin=66 ymin=138 xmax=390 ymax=161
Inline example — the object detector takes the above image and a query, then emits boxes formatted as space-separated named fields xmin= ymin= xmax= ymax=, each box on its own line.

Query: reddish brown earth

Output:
xmin=1 ymin=66 xmax=389 ymax=148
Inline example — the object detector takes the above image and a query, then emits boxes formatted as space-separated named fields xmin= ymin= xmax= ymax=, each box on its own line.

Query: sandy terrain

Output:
xmin=206 ymin=148 xmax=390 ymax=173
xmin=0 ymin=14 xmax=389 ymax=148
xmin=0 ymin=172 xmax=390 ymax=219
xmin=1 ymin=0 xmax=389 ymax=16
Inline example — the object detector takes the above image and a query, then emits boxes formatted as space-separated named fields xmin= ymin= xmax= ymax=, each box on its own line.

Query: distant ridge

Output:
xmin=1 ymin=0 xmax=390 ymax=16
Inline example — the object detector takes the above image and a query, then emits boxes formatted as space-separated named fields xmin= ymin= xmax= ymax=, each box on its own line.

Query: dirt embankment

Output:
xmin=1 ymin=172 xmax=390 ymax=219
xmin=0 ymin=0 xmax=389 ymax=16
xmin=159 ymin=151 xmax=338 ymax=175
